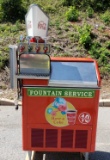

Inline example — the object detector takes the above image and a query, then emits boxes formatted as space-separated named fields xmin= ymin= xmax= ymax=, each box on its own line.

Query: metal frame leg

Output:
xmin=25 ymin=151 xmax=32 ymax=160
xmin=85 ymin=152 xmax=89 ymax=160
xmin=43 ymin=153 xmax=46 ymax=160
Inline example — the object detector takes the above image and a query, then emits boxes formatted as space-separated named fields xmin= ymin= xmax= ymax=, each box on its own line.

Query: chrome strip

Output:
xmin=16 ymin=75 xmax=49 ymax=79
xmin=48 ymin=80 xmax=98 ymax=88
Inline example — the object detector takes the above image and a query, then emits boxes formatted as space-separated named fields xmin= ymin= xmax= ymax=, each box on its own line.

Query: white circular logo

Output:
xmin=78 ymin=112 xmax=91 ymax=124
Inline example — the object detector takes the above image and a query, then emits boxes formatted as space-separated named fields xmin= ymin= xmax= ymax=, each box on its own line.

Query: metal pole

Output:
xmin=43 ymin=153 xmax=46 ymax=160
xmin=25 ymin=151 xmax=32 ymax=160
xmin=9 ymin=45 xmax=18 ymax=89
xmin=85 ymin=152 xmax=89 ymax=160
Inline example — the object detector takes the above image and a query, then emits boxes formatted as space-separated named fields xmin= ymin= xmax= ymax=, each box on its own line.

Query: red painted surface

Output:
xmin=22 ymin=79 xmax=48 ymax=86
xmin=22 ymin=57 xmax=101 ymax=152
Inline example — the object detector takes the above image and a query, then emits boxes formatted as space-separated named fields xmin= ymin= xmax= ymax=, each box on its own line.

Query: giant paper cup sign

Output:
xmin=25 ymin=4 xmax=49 ymax=37
xmin=67 ymin=110 xmax=77 ymax=125
xmin=45 ymin=97 xmax=77 ymax=127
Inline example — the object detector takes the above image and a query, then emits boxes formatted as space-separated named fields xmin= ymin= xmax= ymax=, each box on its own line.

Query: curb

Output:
xmin=99 ymin=99 xmax=110 ymax=107
xmin=0 ymin=98 xmax=22 ymax=106
xmin=0 ymin=98 xmax=110 ymax=107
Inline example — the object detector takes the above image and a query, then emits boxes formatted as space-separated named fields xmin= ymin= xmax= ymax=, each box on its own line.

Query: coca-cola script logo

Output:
xmin=27 ymin=21 xmax=32 ymax=29
xmin=38 ymin=21 xmax=46 ymax=30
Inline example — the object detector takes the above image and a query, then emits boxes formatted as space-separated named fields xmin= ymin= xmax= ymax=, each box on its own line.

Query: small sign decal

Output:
xmin=78 ymin=112 xmax=91 ymax=124
xmin=27 ymin=88 xmax=95 ymax=98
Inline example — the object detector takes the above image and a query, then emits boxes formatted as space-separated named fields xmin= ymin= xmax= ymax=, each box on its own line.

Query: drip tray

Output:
xmin=16 ymin=74 xmax=49 ymax=79
xmin=19 ymin=73 xmax=49 ymax=76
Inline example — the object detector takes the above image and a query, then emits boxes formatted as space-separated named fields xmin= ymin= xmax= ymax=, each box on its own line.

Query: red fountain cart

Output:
xmin=9 ymin=4 xmax=101 ymax=160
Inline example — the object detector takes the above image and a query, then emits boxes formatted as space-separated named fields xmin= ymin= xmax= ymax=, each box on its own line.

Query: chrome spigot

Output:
xmin=26 ymin=36 xmax=33 ymax=53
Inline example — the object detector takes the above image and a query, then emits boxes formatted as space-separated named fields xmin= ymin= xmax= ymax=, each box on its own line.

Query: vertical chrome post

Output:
xmin=25 ymin=151 xmax=32 ymax=160
xmin=9 ymin=45 xmax=18 ymax=89
xmin=85 ymin=152 xmax=89 ymax=160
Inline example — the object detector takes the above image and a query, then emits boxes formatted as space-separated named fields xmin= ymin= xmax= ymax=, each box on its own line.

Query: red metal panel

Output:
xmin=22 ymin=87 xmax=99 ymax=152
xmin=22 ymin=57 xmax=100 ymax=152
xmin=50 ymin=57 xmax=95 ymax=62
xmin=22 ymin=79 xmax=48 ymax=86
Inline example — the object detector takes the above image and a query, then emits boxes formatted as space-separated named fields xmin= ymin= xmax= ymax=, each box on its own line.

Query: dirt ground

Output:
xmin=100 ymin=79 xmax=110 ymax=99
xmin=0 ymin=68 xmax=110 ymax=100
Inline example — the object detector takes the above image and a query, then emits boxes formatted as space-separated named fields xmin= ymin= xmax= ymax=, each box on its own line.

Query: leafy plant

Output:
xmin=62 ymin=0 xmax=73 ymax=6
xmin=88 ymin=41 xmax=101 ymax=59
xmin=1 ymin=0 xmax=26 ymax=22
xmin=100 ymin=65 xmax=110 ymax=78
xmin=78 ymin=24 xmax=92 ymax=49
xmin=65 ymin=6 xmax=79 ymax=22
xmin=105 ymin=41 xmax=110 ymax=49
xmin=0 ymin=52 xmax=9 ymax=70
xmin=101 ymin=10 xmax=110 ymax=25
xmin=86 ymin=7 xmax=94 ymax=18
xmin=44 ymin=5 xmax=56 ymax=13
xmin=89 ymin=43 xmax=110 ymax=70
xmin=62 ymin=0 xmax=110 ymax=11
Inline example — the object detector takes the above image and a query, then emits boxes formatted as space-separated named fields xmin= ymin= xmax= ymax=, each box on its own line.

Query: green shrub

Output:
xmin=101 ymin=10 xmax=110 ymax=25
xmin=78 ymin=24 xmax=92 ymax=49
xmin=100 ymin=65 xmax=110 ymax=78
xmin=98 ymin=53 xmax=108 ymax=65
xmin=86 ymin=7 xmax=94 ymax=18
xmin=44 ymin=5 xmax=56 ymax=13
xmin=89 ymin=43 xmax=110 ymax=68
xmin=0 ymin=52 xmax=9 ymax=70
xmin=62 ymin=0 xmax=73 ymax=6
xmin=105 ymin=41 xmax=110 ymax=49
xmin=1 ymin=0 xmax=26 ymax=22
xmin=62 ymin=0 xmax=110 ymax=11
xmin=88 ymin=41 xmax=101 ymax=58
xmin=65 ymin=6 xmax=79 ymax=22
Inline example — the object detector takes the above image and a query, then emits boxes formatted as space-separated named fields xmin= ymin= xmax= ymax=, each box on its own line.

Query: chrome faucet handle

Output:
xmin=20 ymin=35 xmax=25 ymax=42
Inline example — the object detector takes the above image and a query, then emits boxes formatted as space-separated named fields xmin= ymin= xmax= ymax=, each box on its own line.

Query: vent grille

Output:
xmin=31 ymin=129 xmax=44 ymax=147
xmin=46 ymin=129 xmax=58 ymax=148
xmin=75 ymin=130 xmax=88 ymax=148
xmin=31 ymin=128 xmax=89 ymax=149
xmin=61 ymin=130 xmax=73 ymax=148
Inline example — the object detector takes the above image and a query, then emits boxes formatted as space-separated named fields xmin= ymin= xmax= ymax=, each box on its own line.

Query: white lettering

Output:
xmin=72 ymin=92 xmax=77 ymax=96
xmin=39 ymin=90 xmax=42 ymax=95
xmin=84 ymin=92 xmax=88 ymax=97
xmin=51 ymin=91 xmax=55 ymax=96
xmin=43 ymin=91 xmax=47 ymax=96
xmin=77 ymin=92 xmax=82 ymax=97
xmin=64 ymin=91 xmax=68 ymax=96
xmin=69 ymin=91 xmax=72 ymax=96
xmin=29 ymin=90 xmax=33 ymax=95
xmin=88 ymin=92 xmax=93 ymax=97
xmin=46 ymin=91 xmax=51 ymax=96
xmin=34 ymin=90 xmax=38 ymax=95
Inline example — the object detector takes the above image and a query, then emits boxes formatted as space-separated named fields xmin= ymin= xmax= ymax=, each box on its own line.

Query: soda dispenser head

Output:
xmin=25 ymin=4 xmax=49 ymax=38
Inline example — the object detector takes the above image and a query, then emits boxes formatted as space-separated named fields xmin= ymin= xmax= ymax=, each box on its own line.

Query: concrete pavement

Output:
xmin=89 ymin=107 xmax=110 ymax=160
xmin=0 ymin=105 xmax=25 ymax=160
xmin=0 ymin=105 xmax=110 ymax=160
